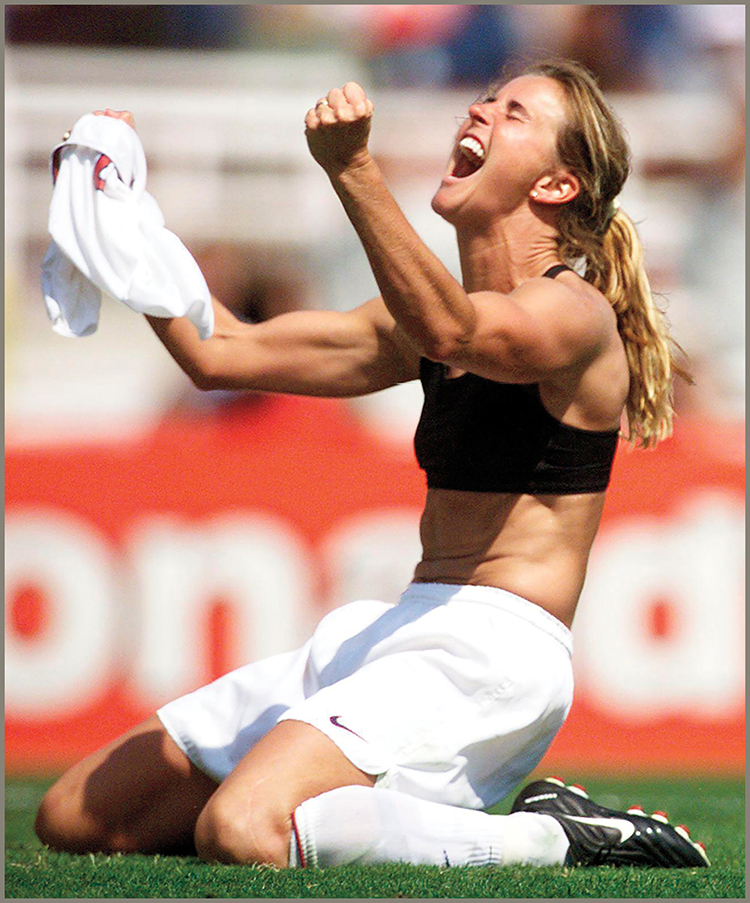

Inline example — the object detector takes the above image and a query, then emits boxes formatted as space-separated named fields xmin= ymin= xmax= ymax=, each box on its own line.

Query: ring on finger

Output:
xmin=315 ymin=98 xmax=330 ymax=109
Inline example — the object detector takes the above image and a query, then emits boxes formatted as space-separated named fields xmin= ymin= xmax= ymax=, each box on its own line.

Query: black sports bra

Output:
xmin=413 ymin=264 xmax=620 ymax=494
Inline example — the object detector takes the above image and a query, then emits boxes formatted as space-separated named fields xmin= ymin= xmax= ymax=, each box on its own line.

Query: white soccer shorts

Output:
xmin=157 ymin=582 xmax=574 ymax=810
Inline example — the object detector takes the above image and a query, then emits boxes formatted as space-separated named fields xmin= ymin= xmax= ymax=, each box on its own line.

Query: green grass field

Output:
xmin=6 ymin=774 xmax=744 ymax=898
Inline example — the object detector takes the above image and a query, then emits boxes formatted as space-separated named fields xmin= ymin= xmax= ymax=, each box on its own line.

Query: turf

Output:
xmin=5 ymin=774 xmax=744 ymax=898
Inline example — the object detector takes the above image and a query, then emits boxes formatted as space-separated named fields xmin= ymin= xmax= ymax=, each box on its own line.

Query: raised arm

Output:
xmin=305 ymin=84 xmax=613 ymax=385
xmin=93 ymin=108 xmax=420 ymax=398
xmin=146 ymin=295 xmax=420 ymax=397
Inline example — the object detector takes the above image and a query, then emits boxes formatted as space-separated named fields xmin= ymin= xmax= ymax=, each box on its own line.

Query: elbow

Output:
xmin=420 ymin=329 xmax=472 ymax=364
xmin=416 ymin=309 xmax=476 ymax=363
xmin=190 ymin=370 xmax=229 ymax=392
xmin=190 ymin=371 xmax=218 ymax=392
xmin=187 ymin=356 xmax=225 ymax=391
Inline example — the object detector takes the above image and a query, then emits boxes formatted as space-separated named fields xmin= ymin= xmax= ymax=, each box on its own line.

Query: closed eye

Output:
xmin=506 ymin=99 xmax=530 ymax=120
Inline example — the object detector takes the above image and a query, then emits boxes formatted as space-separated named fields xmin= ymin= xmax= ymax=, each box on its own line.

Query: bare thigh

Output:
xmin=35 ymin=714 xmax=218 ymax=854
xmin=194 ymin=718 xmax=376 ymax=867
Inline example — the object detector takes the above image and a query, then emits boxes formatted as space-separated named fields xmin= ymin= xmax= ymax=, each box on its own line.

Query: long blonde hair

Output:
xmin=521 ymin=59 xmax=690 ymax=447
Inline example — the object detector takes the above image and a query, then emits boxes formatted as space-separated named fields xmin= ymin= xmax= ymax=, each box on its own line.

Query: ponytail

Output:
xmin=587 ymin=210 xmax=690 ymax=447
xmin=517 ymin=59 xmax=690 ymax=448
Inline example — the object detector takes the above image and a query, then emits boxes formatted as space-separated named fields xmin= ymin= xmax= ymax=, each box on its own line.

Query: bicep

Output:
xmin=442 ymin=286 xmax=608 ymax=383
xmin=206 ymin=297 xmax=421 ymax=397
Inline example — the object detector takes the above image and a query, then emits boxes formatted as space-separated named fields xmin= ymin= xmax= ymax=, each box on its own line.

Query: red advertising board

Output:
xmin=5 ymin=396 xmax=744 ymax=775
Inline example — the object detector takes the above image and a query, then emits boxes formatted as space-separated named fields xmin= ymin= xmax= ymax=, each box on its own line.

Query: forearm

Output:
xmin=329 ymin=157 xmax=475 ymax=360
xmin=145 ymin=296 xmax=247 ymax=389
xmin=146 ymin=294 xmax=414 ymax=397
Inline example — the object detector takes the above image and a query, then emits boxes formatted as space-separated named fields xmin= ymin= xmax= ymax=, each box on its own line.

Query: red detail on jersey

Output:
xmin=93 ymin=154 xmax=113 ymax=190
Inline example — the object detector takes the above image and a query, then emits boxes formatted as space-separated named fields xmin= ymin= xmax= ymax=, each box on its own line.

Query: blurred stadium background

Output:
xmin=5 ymin=5 xmax=744 ymax=779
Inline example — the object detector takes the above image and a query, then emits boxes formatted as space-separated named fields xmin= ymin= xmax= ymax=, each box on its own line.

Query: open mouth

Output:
xmin=451 ymin=136 xmax=486 ymax=178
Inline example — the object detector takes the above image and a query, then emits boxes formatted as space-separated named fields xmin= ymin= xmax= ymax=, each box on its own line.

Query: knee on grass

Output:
xmin=194 ymin=795 xmax=290 ymax=867
xmin=35 ymin=784 xmax=124 ymax=853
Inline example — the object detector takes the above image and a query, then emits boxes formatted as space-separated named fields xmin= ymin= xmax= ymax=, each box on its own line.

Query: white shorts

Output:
xmin=157 ymin=582 xmax=574 ymax=810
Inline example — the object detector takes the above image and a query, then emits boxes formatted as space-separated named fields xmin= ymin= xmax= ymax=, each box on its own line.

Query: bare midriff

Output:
xmin=413 ymin=487 xmax=607 ymax=628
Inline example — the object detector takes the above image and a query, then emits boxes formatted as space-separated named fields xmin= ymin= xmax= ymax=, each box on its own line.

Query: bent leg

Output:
xmin=35 ymin=714 xmax=218 ymax=854
xmin=194 ymin=719 xmax=376 ymax=867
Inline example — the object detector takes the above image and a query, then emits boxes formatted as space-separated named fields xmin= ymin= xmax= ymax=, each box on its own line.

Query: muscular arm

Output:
xmin=93 ymin=108 xmax=420 ymax=399
xmin=329 ymin=161 xmax=607 ymax=383
xmin=306 ymin=84 xmax=610 ymax=384
xmin=146 ymin=294 xmax=420 ymax=397
xmin=332 ymin=157 xmax=476 ymax=362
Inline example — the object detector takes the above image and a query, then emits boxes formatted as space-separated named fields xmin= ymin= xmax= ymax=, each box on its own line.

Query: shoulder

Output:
xmin=512 ymin=271 xmax=617 ymax=352
xmin=514 ymin=270 xmax=612 ymax=319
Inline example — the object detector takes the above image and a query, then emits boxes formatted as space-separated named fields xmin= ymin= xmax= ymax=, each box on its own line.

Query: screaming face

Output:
xmin=432 ymin=75 xmax=571 ymax=226
xmin=452 ymin=135 xmax=486 ymax=179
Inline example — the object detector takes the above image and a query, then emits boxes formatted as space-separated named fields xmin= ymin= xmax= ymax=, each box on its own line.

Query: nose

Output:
xmin=467 ymin=102 xmax=491 ymax=125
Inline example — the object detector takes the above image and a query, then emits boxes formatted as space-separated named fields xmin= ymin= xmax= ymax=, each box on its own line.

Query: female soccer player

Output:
xmin=35 ymin=60 xmax=707 ymax=870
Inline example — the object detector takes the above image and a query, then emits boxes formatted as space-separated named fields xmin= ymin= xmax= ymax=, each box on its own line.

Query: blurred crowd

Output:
xmin=6 ymin=5 xmax=743 ymax=93
xmin=0 ymin=6 xmax=734 ymax=88
xmin=6 ymin=4 xmax=745 ymax=426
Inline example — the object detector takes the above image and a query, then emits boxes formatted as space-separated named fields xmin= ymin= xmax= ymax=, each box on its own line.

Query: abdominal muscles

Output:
xmin=413 ymin=488 xmax=607 ymax=628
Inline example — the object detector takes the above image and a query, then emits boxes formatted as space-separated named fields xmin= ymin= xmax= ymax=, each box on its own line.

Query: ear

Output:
xmin=530 ymin=171 xmax=580 ymax=206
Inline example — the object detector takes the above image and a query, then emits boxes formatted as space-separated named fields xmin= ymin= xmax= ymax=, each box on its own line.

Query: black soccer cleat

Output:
xmin=511 ymin=777 xmax=710 ymax=868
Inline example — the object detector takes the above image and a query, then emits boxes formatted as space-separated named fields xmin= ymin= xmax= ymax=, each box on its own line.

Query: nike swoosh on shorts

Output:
xmin=329 ymin=715 xmax=365 ymax=741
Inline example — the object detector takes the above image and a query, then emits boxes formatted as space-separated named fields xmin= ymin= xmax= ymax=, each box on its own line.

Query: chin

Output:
xmin=431 ymin=187 xmax=457 ymax=224
xmin=432 ymin=190 xmax=480 ymax=232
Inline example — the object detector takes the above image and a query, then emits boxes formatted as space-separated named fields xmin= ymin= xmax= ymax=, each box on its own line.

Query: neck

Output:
xmin=456 ymin=210 xmax=563 ymax=294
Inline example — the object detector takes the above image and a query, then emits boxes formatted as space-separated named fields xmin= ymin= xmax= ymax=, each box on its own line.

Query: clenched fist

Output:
xmin=305 ymin=82 xmax=374 ymax=175
xmin=94 ymin=109 xmax=136 ymax=130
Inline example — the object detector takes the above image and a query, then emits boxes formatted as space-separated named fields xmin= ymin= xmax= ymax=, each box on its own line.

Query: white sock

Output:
xmin=289 ymin=786 xmax=569 ymax=868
